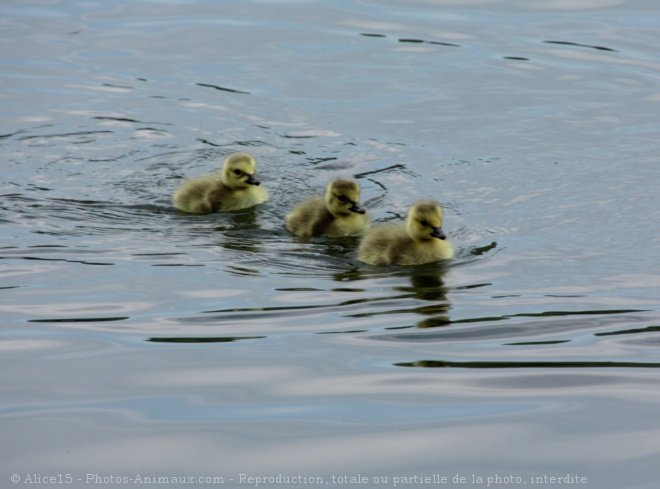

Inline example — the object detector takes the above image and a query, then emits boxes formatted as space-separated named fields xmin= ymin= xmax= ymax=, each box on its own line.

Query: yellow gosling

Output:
xmin=358 ymin=200 xmax=453 ymax=266
xmin=285 ymin=178 xmax=370 ymax=237
xmin=173 ymin=152 xmax=268 ymax=213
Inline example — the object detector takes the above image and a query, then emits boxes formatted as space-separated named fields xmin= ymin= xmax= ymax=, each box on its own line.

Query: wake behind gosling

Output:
xmin=173 ymin=152 xmax=268 ymax=213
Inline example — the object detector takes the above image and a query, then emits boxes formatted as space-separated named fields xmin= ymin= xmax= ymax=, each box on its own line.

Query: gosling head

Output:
xmin=325 ymin=178 xmax=366 ymax=217
xmin=221 ymin=152 xmax=261 ymax=189
xmin=406 ymin=201 xmax=447 ymax=242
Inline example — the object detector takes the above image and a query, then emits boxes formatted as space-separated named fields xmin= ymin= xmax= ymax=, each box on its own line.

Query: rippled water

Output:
xmin=2 ymin=1 xmax=660 ymax=488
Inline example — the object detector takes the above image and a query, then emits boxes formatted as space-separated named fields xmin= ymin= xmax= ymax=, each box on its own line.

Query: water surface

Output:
xmin=2 ymin=1 xmax=660 ymax=488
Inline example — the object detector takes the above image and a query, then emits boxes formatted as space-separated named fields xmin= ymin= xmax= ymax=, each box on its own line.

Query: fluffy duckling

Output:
xmin=358 ymin=200 xmax=453 ymax=266
xmin=285 ymin=178 xmax=370 ymax=237
xmin=172 ymin=152 xmax=268 ymax=213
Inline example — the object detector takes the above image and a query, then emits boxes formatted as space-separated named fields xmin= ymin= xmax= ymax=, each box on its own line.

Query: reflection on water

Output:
xmin=398 ymin=360 xmax=660 ymax=369
xmin=148 ymin=336 xmax=265 ymax=344
xmin=2 ymin=0 xmax=660 ymax=487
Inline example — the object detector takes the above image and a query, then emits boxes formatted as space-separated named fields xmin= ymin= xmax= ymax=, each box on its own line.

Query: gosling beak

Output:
xmin=245 ymin=174 xmax=261 ymax=186
xmin=349 ymin=201 xmax=366 ymax=214
xmin=430 ymin=227 xmax=447 ymax=240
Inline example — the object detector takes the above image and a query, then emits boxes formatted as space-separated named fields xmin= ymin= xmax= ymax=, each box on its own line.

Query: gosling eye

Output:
xmin=337 ymin=195 xmax=349 ymax=203
xmin=233 ymin=169 xmax=242 ymax=176
xmin=420 ymin=220 xmax=428 ymax=227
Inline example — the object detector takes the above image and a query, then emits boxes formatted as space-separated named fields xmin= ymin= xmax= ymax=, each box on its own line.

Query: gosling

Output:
xmin=172 ymin=152 xmax=268 ymax=213
xmin=285 ymin=178 xmax=370 ymax=237
xmin=358 ymin=200 xmax=453 ymax=266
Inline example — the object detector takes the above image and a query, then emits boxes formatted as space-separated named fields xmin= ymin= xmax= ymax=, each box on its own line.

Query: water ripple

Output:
xmin=396 ymin=360 xmax=660 ymax=369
